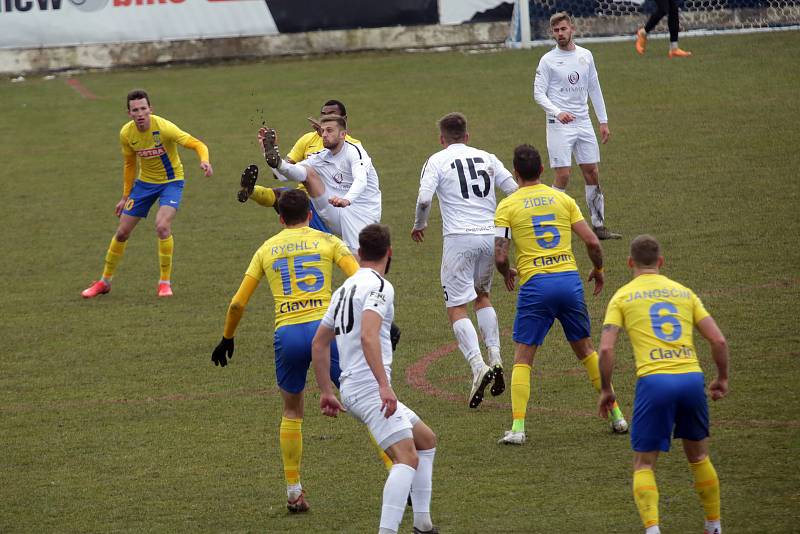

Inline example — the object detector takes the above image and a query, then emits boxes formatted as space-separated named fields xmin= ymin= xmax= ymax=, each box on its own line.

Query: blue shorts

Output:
xmin=123 ymin=180 xmax=185 ymax=218
xmin=631 ymin=372 xmax=709 ymax=452
xmin=274 ymin=320 xmax=340 ymax=394
xmin=309 ymin=200 xmax=331 ymax=233
xmin=513 ymin=271 xmax=591 ymax=346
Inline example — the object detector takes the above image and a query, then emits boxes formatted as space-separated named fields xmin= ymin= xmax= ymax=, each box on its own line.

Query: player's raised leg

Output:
xmin=82 ymin=214 xmax=140 ymax=298
xmin=154 ymin=204 xmax=178 ymax=297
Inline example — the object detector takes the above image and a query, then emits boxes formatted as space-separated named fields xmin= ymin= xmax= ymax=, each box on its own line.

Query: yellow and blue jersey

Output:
xmin=120 ymin=114 xmax=191 ymax=183
xmin=287 ymin=131 xmax=360 ymax=163
xmin=245 ymin=227 xmax=356 ymax=328
xmin=494 ymin=184 xmax=584 ymax=286
xmin=604 ymin=273 xmax=710 ymax=378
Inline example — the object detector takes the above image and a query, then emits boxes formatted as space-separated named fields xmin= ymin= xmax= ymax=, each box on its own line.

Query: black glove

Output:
xmin=212 ymin=337 xmax=234 ymax=367
xmin=390 ymin=322 xmax=401 ymax=353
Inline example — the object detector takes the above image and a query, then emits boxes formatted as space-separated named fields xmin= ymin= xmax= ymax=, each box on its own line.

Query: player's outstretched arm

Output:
xmin=212 ymin=275 xmax=259 ymax=367
xmin=597 ymin=324 xmax=620 ymax=418
xmin=311 ymin=324 xmax=345 ymax=417
xmin=696 ymin=316 xmax=730 ymax=400
xmin=572 ymin=220 xmax=604 ymax=295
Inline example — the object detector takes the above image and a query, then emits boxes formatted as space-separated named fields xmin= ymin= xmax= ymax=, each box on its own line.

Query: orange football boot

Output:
xmin=635 ymin=28 xmax=647 ymax=55
xmin=157 ymin=282 xmax=173 ymax=297
xmin=81 ymin=280 xmax=110 ymax=299
xmin=669 ymin=47 xmax=692 ymax=58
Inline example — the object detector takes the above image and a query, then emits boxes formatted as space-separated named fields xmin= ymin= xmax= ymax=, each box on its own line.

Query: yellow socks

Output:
xmin=369 ymin=431 xmax=394 ymax=471
xmin=251 ymin=185 xmax=277 ymax=207
xmin=280 ymin=417 xmax=303 ymax=485
xmin=581 ymin=351 xmax=624 ymax=420
xmin=690 ymin=456 xmax=721 ymax=521
xmin=510 ymin=364 xmax=531 ymax=433
xmin=158 ymin=235 xmax=174 ymax=282
xmin=102 ymin=236 xmax=127 ymax=280
xmin=633 ymin=468 xmax=659 ymax=529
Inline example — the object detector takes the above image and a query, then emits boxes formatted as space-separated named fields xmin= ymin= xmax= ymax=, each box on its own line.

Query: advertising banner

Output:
xmin=0 ymin=0 xmax=279 ymax=49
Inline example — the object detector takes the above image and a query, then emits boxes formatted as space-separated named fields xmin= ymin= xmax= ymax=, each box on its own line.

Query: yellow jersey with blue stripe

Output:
xmin=120 ymin=114 xmax=190 ymax=183
xmin=494 ymin=184 xmax=584 ymax=285
xmin=287 ymin=131 xmax=361 ymax=163
xmin=604 ymin=273 xmax=710 ymax=378
xmin=245 ymin=227 xmax=355 ymax=328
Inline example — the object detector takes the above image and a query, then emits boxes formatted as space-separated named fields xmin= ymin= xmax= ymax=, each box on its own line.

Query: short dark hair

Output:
xmin=513 ymin=144 xmax=543 ymax=181
xmin=319 ymin=114 xmax=347 ymax=130
xmin=438 ymin=112 xmax=468 ymax=143
xmin=278 ymin=189 xmax=311 ymax=225
xmin=630 ymin=235 xmax=661 ymax=267
xmin=126 ymin=89 xmax=150 ymax=110
xmin=358 ymin=224 xmax=391 ymax=262
xmin=323 ymin=99 xmax=347 ymax=116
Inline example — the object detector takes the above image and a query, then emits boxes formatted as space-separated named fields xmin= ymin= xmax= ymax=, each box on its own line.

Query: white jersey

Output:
xmin=321 ymin=267 xmax=395 ymax=387
xmin=303 ymin=140 xmax=382 ymax=216
xmin=533 ymin=45 xmax=608 ymax=124
xmin=415 ymin=143 xmax=517 ymax=236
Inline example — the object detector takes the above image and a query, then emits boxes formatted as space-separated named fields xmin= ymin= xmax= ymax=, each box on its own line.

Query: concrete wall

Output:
xmin=0 ymin=21 xmax=509 ymax=75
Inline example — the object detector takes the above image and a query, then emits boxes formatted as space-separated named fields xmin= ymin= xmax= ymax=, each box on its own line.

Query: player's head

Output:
xmin=512 ymin=144 xmax=544 ymax=184
xmin=549 ymin=12 xmax=575 ymax=48
xmin=277 ymin=189 xmax=312 ymax=227
xmin=126 ymin=89 xmax=153 ymax=131
xmin=358 ymin=224 xmax=392 ymax=274
xmin=629 ymin=234 xmax=664 ymax=270
xmin=321 ymin=99 xmax=347 ymax=119
xmin=319 ymin=115 xmax=348 ymax=150
xmin=438 ymin=112 xmax=469 ymax=146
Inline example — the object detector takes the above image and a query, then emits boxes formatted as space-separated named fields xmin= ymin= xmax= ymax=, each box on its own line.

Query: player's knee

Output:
xmin=115 ymin=228 xmax=131 ymax=242
xmin=155 ymin=224 xmax=171 ymax=239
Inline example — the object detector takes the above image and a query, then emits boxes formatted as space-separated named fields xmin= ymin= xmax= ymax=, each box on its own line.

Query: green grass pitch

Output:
xmin=1 ymin=31 xmax=799 ymax=533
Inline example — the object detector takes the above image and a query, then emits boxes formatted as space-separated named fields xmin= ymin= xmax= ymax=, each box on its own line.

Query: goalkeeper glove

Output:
xmin=212 ymin=336 xmax=234 ymax=367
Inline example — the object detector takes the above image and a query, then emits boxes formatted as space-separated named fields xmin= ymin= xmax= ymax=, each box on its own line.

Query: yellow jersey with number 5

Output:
xmin=494 ymin=183 xmax=584 ymax=285
xmin=604 ymin=273 xmax=709 ymax=377
xmin=246 ymin=227 xmax=357 ymax=328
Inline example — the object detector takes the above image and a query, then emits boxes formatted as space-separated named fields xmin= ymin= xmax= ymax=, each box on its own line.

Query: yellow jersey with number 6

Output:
xmin=604 ymin=273 xmax=709 ymax=377
xmin=246 ymin=227 xmax=357 ymax=328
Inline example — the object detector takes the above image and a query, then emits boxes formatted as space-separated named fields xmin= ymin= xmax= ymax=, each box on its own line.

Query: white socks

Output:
xmin=380 ymin=464 xmax=416 ymax=533
xmin=645 ymin=526 xmax=661 ymax=534
xmin=476 ymin=307 xmax=501 ymax=366
xmin=585 ymin=184 xmax=605 ymax=228
xmin=410 ymin=448 xmax=436 ymax=531
xmin=274 ymin=160 xmax=308 ymax=182
xmin=287 ymin=482 xmax=302 ymax=500
xmin=452 ymin=318 xmax=485 ymax=376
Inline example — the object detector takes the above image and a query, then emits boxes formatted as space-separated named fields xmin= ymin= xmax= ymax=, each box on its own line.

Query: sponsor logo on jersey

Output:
xmin=279 ymin=298 xmax=324 ymax=314
xmin=649 ymin=345 xmax=695 ymax=360
xmin=137 ymin=147 xmax=167 ymax=158
xmin=368 ymin=290 xmax=386 ymax=305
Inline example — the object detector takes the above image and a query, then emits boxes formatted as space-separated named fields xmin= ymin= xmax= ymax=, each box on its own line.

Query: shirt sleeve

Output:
xmin=244 ymin=249 xmax=266 ymax=281
xmin=587 ymin=53 xmax=608 ymax=123
xmin=413 ymin=157 xmax=438 ymax=230
xmin=568 ymin=196 xmax=585 ymax=225
xmin=364 ymin=282 xmax=393 ymax=319
xmin=491 ymin=153 xmax=518 ymax=195
xmin=603 ymin=294 xmax=624 ymax=327
xmin=533 ymin=56 xmax=561 ymax=117
xmin=343 ymin=149 xmax=370 ymax=203
xmin=160 ymin=118 xmax=192 ymax=146
xmin=321 ymin=287 xmax=340 ymax=328
xmin=119 ymin=127 xmax=135 ymax=157
xmin=691 ymin=292 xmax=711 ymax=324
xmin=331 ymin=236 xmax=359 ymax=276
xmin=494 ymin=197 xmax=512 ymax=231
xmin=288 ymin=132 xmax=313 ymax=163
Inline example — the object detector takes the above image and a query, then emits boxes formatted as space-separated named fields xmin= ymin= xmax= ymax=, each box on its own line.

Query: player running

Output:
xmin=494 ymin=144 xmax=628 ymax=445
xmin=312 ymin=224 xmax=439 ymax=534
xmin=81 ymin=89 xmax=213 ymax=298
xmin=598 ymin=235 xmax=729 ymax=534
xmin=412 ymin=112 xmax=518 ymax=409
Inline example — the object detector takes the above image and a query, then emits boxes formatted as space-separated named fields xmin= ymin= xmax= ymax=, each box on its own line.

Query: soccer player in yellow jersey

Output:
xmin=237 ymin=99 xmax=360 ymax=235
xmin=598 ymin=235 xmax=729 ymax=534
xmin=493 ymin=144 xmax=628 ymax=445
xmin=81 ymin=89 xmax=213 ymax=299
xmin=209 ymin=189 xmax=366 ymax=513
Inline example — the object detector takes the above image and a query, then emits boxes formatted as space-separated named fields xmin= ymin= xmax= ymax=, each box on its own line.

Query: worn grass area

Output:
xmin=1 ymin=31 xmax=799 ymax=533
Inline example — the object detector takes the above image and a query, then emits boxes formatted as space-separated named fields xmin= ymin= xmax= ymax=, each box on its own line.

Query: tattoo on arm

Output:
xmin=494 ymin=237 xmax=510 ymax=274
xmin=587 ymin=244 xmax=603 ymax=270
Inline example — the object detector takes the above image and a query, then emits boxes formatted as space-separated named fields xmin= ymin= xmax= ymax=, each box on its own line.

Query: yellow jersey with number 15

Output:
xmin=604 ymin=273 xmax=709 ymax=378
xmin=494 ymin=183 xmax=584 ymax=286
xmin=245 ymin=227 xmax=357 ymax=328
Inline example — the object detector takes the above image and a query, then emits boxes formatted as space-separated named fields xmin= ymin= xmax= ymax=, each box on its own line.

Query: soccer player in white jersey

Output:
xmin=312 ymin=224 xmax=439 ymax=534
xmin=533 ymin=12 xmax=621 ymax=241
xmin=261 ymin=115 xmax=382 ymax=254
xmin=412 ymin=112 xmax=518 ymax=409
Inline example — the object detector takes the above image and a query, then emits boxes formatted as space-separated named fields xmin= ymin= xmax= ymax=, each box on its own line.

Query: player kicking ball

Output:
xmin=312 ymin=224 xmax=439 ymax=534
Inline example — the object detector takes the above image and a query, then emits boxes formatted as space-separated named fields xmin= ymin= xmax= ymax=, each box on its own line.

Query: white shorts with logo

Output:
xmin=311 ymin=194 xmax=381 ymax=253
xmin=546 ymin=118 xmax=600 ymax=168
xmin=440 ymin=233 xmax=494 ymax=308
xmin=341 ymin=380 xmax=420 ymax=450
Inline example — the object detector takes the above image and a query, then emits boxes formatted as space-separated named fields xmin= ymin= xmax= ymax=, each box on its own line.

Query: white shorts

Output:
xmin=341 ymin=382 xmax=420 ymax=450
xmin=311 ymin=194 xmax=380 ymax=253
xmin=440 ymin=234 xmax=494 ymax=308
xmin=546 ymin=119 xmax=600 ymax=168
